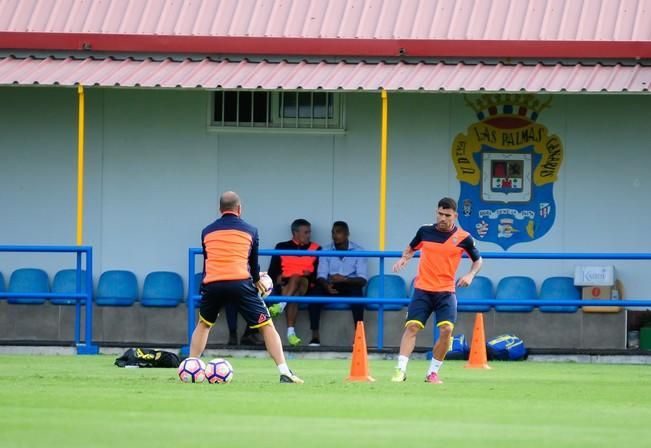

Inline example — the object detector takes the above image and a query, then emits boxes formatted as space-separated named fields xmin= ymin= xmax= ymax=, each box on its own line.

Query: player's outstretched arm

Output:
xmin=457 ymin=257 xmax=483 ymax=287
xmin=392 ymin=246 xmax=415 ymax=272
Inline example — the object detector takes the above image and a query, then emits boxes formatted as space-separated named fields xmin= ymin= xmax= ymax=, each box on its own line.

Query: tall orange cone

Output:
xmin=465 ymin=313 xmax=491 ymax=369
xmin=346 ymin=321 xmax=375 ymax=382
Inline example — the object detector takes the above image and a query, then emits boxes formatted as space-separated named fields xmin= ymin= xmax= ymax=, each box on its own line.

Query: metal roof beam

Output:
xmin=1 ymin=32 xmax=650 ymax=60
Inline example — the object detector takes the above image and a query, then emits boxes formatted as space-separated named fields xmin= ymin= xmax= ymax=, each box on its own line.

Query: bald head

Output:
xmin=219 ymin=191 xmax=241 ymax=213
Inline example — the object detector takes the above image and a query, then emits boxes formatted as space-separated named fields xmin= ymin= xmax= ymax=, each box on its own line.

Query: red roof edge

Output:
xmin=1 ymin=32 xmax=650 ymax=59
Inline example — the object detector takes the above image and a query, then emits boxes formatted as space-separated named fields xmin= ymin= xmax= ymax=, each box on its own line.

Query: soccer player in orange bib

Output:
xmin=189 ymin=191 xmax=303 ymax=383
xmin=391 ymin=197 xmax=483 ymax=384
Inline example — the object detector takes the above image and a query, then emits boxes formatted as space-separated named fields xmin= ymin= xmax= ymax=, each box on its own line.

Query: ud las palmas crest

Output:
xmin=452 ymin=94 xmax=563 ymax=250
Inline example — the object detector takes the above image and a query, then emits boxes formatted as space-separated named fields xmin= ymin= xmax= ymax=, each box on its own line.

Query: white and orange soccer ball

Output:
xmin=258 ymin=272 xmax=274 ymax=299
xmin=177 ymin=357 xmax=206 ymax=383
xmin=205 ymin=358 xmax=234 ymax=384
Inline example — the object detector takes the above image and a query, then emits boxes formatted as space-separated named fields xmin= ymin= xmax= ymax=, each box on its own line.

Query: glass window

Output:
xmin=211 ymin=91 xmax=342 ymax=130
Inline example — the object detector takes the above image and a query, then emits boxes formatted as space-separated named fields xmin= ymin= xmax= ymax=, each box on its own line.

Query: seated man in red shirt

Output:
xmin=267 ymin=219 xmax=321 ymax=346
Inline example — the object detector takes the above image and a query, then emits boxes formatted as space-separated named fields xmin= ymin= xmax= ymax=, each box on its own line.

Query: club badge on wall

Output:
xmin=451 ymin=94 xmax=563 ymax=250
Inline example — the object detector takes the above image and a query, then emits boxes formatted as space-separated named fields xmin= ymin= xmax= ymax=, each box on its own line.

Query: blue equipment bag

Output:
xmin=446 ymin=334 xmax=470 ymax=360
xmin=486 ymin=334 xmax=527 ymax=361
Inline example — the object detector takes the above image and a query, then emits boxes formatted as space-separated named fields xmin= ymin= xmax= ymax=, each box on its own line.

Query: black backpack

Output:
xmin=114 ymin=348 xmax=180 ymax=368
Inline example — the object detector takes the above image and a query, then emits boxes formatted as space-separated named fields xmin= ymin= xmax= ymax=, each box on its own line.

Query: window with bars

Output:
xmin=212 ymin=91 xmax=344 ymax=130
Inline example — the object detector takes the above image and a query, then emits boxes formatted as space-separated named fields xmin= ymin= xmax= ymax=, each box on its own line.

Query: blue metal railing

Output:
xmin=0 ymin=245 xmax=98 ymax=354
xmin=186 ymin=249 xmax=651 ymax=353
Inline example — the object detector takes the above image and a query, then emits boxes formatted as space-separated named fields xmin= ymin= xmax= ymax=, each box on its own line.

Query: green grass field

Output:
xmin=1 ymin=355 xmax=650 ymax=448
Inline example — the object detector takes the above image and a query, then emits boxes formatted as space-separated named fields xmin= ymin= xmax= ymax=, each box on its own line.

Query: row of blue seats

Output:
xmin=333 ymin=274 xmax=580 ymax=313
xmin=0 ymin=269 xmax=406 ymax=309
xmin=0 ymin=269 xmax=579 ymax=313
xmin=456 ymin=275 xmax=580 ymax=313
xmin=0 ymin=269 xmax=183 ymax=307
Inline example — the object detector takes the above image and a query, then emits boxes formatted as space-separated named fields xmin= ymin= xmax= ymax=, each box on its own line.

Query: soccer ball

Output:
xmin=205 ymin=358 xmax=234 ymax=384
xmin=177 ymin=357 xmax=206 ymax=383
xmin=258 ymin=272 xmax=274 ymax=299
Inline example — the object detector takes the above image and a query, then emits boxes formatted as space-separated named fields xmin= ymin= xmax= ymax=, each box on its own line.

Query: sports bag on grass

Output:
xmin=114 ymin=348 xmax=180 ymax=368
xmin=446 ymin=334 xmax=470 ymax=360
xmin=486 ymin=334 xmax=527 ymax=361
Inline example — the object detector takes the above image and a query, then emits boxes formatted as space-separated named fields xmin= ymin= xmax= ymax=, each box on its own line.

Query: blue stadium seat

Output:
xmin=51 ymin=269 xmax=89 ymax=305
xmin=0 ymin=272 xmax=5 ymax=295
xmin=457 ymin=276 xmax=494 ymax=312
xmin=7 ymin=268 xmax=49 ymax=304
xmin=365 ymin=274 xmax=407 ymax=311
xmin=141 ymin=271 xmax=184 ymax=307
xmin=95 ymin=270 xmax=138 ymax=306
xmin=539 ymin=277 xmax=579 ymax=313
xmin=495 ymin=276 xmax=537 ymax=312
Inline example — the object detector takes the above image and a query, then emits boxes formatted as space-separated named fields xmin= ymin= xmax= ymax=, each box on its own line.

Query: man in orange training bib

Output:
xmin=391 ymin=197 xmax=483 ymax=384
xmin=189 ymin=191 xmax=303 ymax=383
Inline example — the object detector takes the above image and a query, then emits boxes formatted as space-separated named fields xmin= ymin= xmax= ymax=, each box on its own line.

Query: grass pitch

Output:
xmin=1 ymin=355 xmax=650 ymax=448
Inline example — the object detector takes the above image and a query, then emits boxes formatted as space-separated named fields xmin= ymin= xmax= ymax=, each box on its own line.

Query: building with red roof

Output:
xmin=0 ymin=0 xmax=649 ymax=349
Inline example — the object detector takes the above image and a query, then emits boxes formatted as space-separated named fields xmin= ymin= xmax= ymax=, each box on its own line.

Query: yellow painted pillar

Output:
xmin=76 ymin=85 xmax=85 ymax=245
xmin=379 ymin=90 xmax=388 ymax=250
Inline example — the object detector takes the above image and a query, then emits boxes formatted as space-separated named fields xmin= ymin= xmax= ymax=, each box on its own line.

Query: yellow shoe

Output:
xmin=268 ymin=303 xmax=283 ymax=317
xmin=391 ymin=368 xmax=407 ymax=382
xmin=288 ymin=334 xmax=302 ymax=346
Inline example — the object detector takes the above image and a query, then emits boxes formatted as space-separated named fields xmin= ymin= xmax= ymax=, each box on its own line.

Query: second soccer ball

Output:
xmin=205 ymin=358 xmax=234 ymax=384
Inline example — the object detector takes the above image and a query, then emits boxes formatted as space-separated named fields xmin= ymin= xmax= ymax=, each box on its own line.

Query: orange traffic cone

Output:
xmin=346 ymin=321 xmax=375 ymax=382
xmin=465 ymin=313 xmax=491 ymax=369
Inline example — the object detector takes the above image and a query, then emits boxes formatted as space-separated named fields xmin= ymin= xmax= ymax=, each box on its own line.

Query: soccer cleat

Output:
xmin=424 ymin=372 xmax=443 ymax=384
xmin=308 ymin=338 xmax=321 ymax=347
xmin=287 ymin=333 xmax=302 ymax=346
xmin=280 ymin=371 xmax=304 ymax=384
xmin=391 ymin=368 xmax=407 ymax=382
xmin=268 ymin=303 xmax=283 ymax=317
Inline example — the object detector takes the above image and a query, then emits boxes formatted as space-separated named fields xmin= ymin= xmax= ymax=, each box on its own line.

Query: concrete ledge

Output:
xmin=0 ymin=301 xmax=627 ymax=350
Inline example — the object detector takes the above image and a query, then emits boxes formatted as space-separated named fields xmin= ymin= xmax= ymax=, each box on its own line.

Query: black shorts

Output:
xmin=406 ymin=288 xmax=457 ymax=329
xmin=199 ymin=279 xmax=271 ymax=329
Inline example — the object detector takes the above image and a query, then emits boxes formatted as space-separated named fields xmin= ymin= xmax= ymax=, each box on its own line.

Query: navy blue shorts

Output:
xmin=406 ymin=288 xmax=457 ymax=329
xmin=199 ymin=279 xmax=271 ymax=329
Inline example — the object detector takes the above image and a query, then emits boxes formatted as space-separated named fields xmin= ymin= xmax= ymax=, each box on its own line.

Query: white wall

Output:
xmin=1 ymin=87 xmax=649 ymax=299
xmin=0 ymin=87 xmax=79 ymax=272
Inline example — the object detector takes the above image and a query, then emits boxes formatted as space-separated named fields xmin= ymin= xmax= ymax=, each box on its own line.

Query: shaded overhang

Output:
xmin=0 ymin=54 xmax=648 ymax=93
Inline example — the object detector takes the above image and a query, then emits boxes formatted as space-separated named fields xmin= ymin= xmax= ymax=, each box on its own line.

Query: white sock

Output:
xmin=427 ymin=358 xmax=443 ymax=375
xmin=277 ymin=363 xmax=291 ymax=376
xmin=397 ymin=355 xmax=409 ymax=372
xmin=287 ymin=327 xmax=296 ymax=337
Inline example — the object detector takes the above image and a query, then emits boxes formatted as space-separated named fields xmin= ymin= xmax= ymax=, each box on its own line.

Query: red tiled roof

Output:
xmin=1 ymin=0 xmax=649 ymax=41
xmin=1 ymin=1 xmax=648 ymax=92
xmin=2 ymin=0 xmax=650 ymax=58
